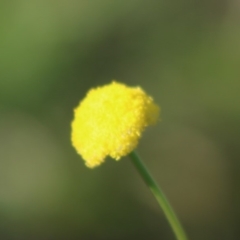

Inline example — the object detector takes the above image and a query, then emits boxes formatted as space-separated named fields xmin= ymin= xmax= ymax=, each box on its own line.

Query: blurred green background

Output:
xmin=0 ymin=0 xmax=240 ymax=239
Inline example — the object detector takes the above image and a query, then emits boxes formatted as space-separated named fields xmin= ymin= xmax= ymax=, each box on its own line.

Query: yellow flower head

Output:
xmin=71 ymin=81 xmax=160 ymax=168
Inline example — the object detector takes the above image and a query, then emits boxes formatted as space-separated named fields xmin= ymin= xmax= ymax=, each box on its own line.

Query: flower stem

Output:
xmin=129 ymin=151 xmax=188 ymax=240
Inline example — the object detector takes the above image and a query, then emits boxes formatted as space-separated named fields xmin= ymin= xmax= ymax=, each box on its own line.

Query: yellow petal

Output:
xmin=71 ymin=81 xmax=160 ymax=168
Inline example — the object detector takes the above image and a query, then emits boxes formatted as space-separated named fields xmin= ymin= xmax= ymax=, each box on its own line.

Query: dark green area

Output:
xmin=0 ymin=1 xmax=239 ymax=239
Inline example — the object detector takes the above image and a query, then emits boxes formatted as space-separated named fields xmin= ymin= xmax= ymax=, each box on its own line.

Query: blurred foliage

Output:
xmin=0 ymin=0 xmax=240 ymax=239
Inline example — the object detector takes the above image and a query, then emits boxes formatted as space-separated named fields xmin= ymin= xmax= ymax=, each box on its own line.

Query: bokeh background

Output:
xmin=0 ymin=0 xmax=240 ymax=239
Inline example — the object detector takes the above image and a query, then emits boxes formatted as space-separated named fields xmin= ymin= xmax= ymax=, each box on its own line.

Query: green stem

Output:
xmin=129 ymin=151 xmax=188 ymax=240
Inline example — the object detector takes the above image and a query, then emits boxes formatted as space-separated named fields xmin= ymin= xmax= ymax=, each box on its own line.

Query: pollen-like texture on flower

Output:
xmin=71 ymin=81 xmax=160 ymax=168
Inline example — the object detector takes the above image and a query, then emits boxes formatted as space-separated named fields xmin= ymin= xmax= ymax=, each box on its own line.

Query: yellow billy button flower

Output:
xmin=71 ymin=81 xmax=160 ymax=168
xmin=71 ymin=82 xmax=188 ymax=240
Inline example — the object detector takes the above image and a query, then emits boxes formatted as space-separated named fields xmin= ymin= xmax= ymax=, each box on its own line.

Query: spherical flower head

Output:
xmin=71 ymin=81 xmax=160 ymax=168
